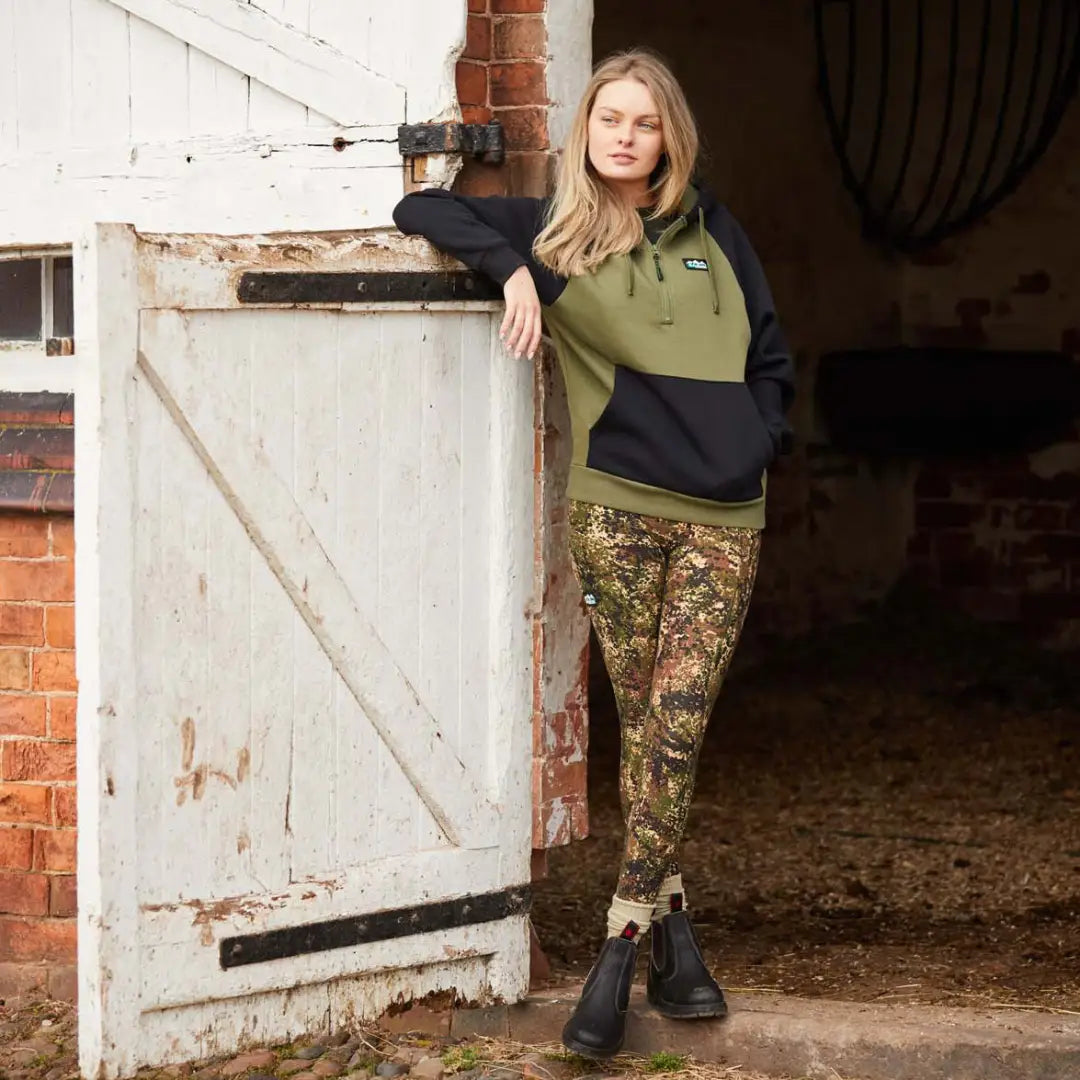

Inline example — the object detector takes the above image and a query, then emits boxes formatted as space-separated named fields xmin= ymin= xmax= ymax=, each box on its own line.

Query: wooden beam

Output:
xmin=106 ymin=0 xmax=405 ymax=124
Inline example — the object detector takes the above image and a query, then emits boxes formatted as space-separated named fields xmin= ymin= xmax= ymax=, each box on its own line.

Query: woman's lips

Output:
xmin=610 ymin=154 xmax=637 ymax=163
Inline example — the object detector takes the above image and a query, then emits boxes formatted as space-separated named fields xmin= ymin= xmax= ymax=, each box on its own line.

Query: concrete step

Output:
xmin=442 ymin=985 xmax=1080 ymax=1080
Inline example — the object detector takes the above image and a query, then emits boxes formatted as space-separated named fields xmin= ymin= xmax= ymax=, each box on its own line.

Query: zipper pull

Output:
xmin=653 ymin=251 xmax=664 ymax=281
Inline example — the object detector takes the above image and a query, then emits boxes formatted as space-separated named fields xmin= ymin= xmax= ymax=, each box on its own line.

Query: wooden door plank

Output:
xmin=74 ymin=223 xmax=143 ymax=1080
xmin=105 ymin=0 xmax=403 ymax=124
xmin=71 ymin=0 xmax=131 ymax=146
xmin=373 ymin=310 xmax=427 ymax=857
xmin=138 ymin=309 xmax=498 ymax=849
xmin=287 ymin=310 xmax=339 ymax=879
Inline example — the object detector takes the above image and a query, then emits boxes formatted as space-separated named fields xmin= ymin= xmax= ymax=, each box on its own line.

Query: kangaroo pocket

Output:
xmin=586 ymin=368 xmax=774 ymax=503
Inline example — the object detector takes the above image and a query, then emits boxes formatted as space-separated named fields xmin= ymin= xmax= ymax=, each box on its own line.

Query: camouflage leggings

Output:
xmin=567 ymin=500 xmax=761 ymax=905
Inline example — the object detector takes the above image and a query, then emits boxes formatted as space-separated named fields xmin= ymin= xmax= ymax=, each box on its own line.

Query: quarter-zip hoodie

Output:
xmin=393 ymin=184 xmax=795 ymax=529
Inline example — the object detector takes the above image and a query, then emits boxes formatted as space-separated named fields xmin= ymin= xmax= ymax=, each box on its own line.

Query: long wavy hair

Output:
xmin=533 ymin=49 xmax=700 ymax=278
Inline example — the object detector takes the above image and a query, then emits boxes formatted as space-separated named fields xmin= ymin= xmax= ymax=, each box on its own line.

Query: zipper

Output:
xmin=650 ymin=215 xmax=685 ymax=325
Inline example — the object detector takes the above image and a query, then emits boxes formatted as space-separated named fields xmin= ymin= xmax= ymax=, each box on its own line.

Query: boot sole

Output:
xmin=647 ymin=991 xmax=728 ymax=1020
xmin=560 ymin=1032 xmax=624 ymax=1060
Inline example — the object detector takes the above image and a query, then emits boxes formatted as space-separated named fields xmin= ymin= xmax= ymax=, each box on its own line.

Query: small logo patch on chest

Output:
xmin=683 ymin=258 xmax=709 ymax=271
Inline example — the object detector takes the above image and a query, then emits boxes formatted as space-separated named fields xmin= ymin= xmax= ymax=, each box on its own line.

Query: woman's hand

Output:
xmin=500 ymin=265 xmax=542 ymax=360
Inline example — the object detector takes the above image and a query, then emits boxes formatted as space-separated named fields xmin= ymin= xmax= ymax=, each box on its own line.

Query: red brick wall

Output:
xmin=898 ymin=95 xmax=1080 ymax=649
xmin=0 ymin=393 xmax=77 ymax=1001
xmin=455 ymin=0 xmax=553 ymax=197
xmin=0 ymin=513 xmax=77 ymax=1002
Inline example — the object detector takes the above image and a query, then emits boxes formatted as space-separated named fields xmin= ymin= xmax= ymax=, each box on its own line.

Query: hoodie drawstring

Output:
xmin=698 ymin=211 xmax=720 ymax=315
xmin=626 ymin=253 xmax=635 ymax=297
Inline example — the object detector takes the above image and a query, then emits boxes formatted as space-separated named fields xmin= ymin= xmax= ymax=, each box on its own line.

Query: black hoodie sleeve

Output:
xmin=392 ymin=188 xmax=555 ymax=295
xmin=725 ymin=215 xmax=796 ymax=456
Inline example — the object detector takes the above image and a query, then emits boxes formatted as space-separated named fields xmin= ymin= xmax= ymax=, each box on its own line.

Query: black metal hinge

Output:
xmin=398 ymin=122 xmax=504 ymax=165
xmin=219 ymin=885 xmax=532 ymax=968
xmin=237 ymin=271 xmax=502 ymax=304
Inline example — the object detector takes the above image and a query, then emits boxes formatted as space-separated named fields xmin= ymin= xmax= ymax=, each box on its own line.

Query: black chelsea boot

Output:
xmin=647 ymin=907 xmax=728 ymax=1019
xmin=561 ymin=924 xmax=639 ymax=1059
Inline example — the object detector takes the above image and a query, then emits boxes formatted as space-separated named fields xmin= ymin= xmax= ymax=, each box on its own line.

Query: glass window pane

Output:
xmin=52 ymin=257 xmax=74 ymax=338
xmin=0 ymin=259 xmax=43 ymax=341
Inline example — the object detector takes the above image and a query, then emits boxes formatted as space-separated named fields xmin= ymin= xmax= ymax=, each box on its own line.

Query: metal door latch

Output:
xmin=397 ymin=122 xmax=505 ymax=164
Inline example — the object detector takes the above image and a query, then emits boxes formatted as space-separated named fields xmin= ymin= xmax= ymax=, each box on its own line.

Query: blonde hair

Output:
xmin=533 ymin=49 xmax=700 ymax=278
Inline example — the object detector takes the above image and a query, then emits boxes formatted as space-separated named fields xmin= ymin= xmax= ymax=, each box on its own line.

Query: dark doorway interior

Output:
xmin=531 ymin=1 xmax=1080 ymax=1009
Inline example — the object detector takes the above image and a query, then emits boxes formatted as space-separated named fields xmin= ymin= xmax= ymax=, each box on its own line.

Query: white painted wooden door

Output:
xmin=74 ymin=224 xmax=534 ymax=1078
xmin=3 ymin=0 xmax=465 ymax=244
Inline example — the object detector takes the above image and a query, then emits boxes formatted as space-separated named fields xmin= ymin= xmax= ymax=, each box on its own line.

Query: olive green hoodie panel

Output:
xmin=544 ymin=226 xmax=758 ymax=519
xmin=545 ymin=229 xmax=751 ymax=383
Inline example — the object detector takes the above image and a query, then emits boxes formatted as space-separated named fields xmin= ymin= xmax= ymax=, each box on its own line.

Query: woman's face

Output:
xmin=586 ymin=78 xmax=665 ymax=201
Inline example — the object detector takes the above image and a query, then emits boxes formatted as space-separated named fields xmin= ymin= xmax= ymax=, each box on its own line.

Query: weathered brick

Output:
xmin=506 ymin=150 xmax=554 ymax=197
xmin=455 ymin=61 xmax=488 ymax=107
xmin=48 ymin=696 xmax=76 ymax=741
xmin=43 ymin=605 xmax=74 ymax=649
xmin=0 ymin=517 xmax=50 ymax=558
xmin=914 ymin=502 xmax=984 ymax=529
xmin=0 ymin=560 xmax=74 ymax=602
xmin=0 ymin=649 xmax=30 ymax=690
xmin=493 ymin=15 xmax=545 ymax=58
xmin=0 ymin=604 xmax=44 ymax=646
xmin=49 ymin=873 xmax=76 ymax=917
xmin=3 ymin=740 xmax=76 ymax=782
xmin=34 ymin=828 xmax=76 ymax=872
xmin=463 ymin=14 xmax=491 ymax=60
xmin=461 ymin=105 xmax=494 ymax=125
xmin=0 ymin=914 xmax=77 ymax=961
xmin=492 ymin=0 xmax=544 ymax=12
xmin=0 ymin=392 xmax=72 ymax=426
xmin=467 ymin=0 xmax=487 ymax=11
xmin=32 ymin=650 xmax=76 ymax=692
xmin=0 ymin=428 xmax=74 ymax=472
xmin=43 ymin=475 xmax=73 ymax=514
xmin=47 ymin=962 xmax=77 ymax=1002
xmin=0 ymin=825 xmax=33 ymax=870
xmin=0 ymin=784 xmax=51 ymax=825
xmin=0 ymin=870 xmax=49 ymax=916
xmin=52 ymin=786 xmax=76 ymax=828
xmin=490 ymin=61 xmax=546 ymax=107
xmin=1014 ymin=504 xmax=1065 ymax=531
xmin=540 ymin=755 xmax=586 ymax=801
xmin=49 ymin=519 xmax=74 ymax=558
xmin=495 ymin=106 xmax=548 ymax=150
xmin=0 ymin=961 xmax=48 ymax=998
xmin=0 ymin=694 xmax=46 ymax=737
xmin=455 ymin=158 xmax=510 ymax=197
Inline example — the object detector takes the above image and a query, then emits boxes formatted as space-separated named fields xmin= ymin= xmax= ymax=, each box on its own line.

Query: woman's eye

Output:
xmin=639 ymin=123 xmax=655 ymax=131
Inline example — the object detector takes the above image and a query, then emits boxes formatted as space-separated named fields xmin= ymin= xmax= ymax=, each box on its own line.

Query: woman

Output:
xmin=393 ymin=48 xmax=794 ymax=1060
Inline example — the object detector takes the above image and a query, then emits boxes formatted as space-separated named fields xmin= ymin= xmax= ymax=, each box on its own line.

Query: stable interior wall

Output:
xmin=594 ymin=0 xmax=1080 ymax=648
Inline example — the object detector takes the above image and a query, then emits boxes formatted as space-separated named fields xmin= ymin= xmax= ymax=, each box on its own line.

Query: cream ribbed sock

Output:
xmin=605 ymin=894 xmax=655 ymax=943
xmin=650 ymin=873 xmax=687 ymax=922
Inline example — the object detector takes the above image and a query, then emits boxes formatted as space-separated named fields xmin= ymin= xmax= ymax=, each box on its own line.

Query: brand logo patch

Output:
xmin=683 ymin=258 xmax=709 ymax=271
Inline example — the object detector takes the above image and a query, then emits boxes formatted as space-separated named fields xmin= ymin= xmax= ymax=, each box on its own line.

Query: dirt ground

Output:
xmin=0 ymin=996 xmax=849 ymax=1080
xmin=531 ymin=583 xmax=1080 ymax=1011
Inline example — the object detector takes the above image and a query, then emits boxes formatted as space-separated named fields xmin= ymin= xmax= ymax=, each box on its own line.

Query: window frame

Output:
xmin=0 ymin=245 xmax=77 ymax=392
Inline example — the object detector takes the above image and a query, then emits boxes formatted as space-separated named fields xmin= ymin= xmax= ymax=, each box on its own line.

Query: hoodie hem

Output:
xmin=568 ymin=465 xmax=766 ymax=529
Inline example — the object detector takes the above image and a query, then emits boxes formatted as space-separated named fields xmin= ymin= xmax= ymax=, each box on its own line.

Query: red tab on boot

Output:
xmin=669 ymin=892 xmax=684 ymax=913
xmin=619 ymin=920 xmax=640 ymax=941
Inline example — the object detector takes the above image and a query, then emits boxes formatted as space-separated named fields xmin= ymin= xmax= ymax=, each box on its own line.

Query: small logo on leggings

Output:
xmin=583 ymin=593 xmax=597 ymax=607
